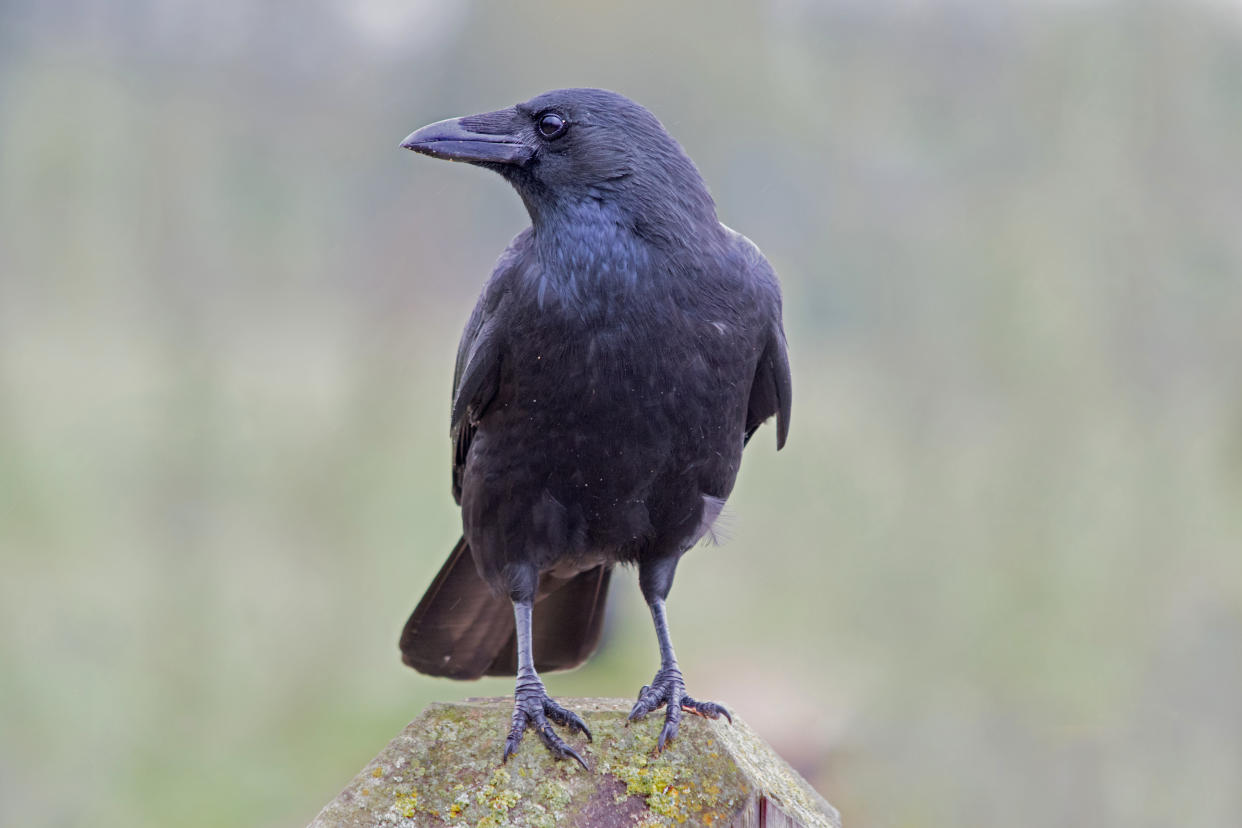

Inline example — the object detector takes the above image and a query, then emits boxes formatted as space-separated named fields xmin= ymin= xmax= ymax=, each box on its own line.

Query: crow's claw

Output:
xmin=681 ymin=695 xmax=732 ymax=723
xmin=502 ymin=676 xmax=589 ymax=769
xmin=628 ymin=666 xmax=730 ymax=752
xmin=543 ymin=696 xmax=592 ymax=741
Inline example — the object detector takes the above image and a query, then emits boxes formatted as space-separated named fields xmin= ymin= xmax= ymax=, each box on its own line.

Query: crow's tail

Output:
xmin=399 ymin=538 xmax=613 ymax=680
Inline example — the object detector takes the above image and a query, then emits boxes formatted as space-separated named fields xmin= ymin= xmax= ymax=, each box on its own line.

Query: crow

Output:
xmin=398 ymin=88 xmax=791 ymax=767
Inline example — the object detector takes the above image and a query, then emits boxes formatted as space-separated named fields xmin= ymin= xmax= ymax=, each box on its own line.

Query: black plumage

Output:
xmin=398 ymin=88 xmax=790 ymax=765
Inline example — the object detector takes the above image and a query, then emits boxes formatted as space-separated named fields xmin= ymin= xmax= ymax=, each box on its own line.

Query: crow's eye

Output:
xmin=537 ymin=112 xmax=567 ymax=140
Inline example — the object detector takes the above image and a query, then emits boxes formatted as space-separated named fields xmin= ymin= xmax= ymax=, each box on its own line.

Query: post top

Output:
xmin=311 ymin=697 xmax=839 ymax=827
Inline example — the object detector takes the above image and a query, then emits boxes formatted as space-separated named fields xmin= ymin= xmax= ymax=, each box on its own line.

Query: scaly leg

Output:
xmin=502 ymin=598 xmax=591 ymax=768
xmin=629 ymin=559 xmax=731 ymax=751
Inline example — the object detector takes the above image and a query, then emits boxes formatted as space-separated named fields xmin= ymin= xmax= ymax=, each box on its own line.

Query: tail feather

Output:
xmin=399 ymin=538 xmax=513 ymax=679
xmin=399 ymin=537 xmax=612 ymax=680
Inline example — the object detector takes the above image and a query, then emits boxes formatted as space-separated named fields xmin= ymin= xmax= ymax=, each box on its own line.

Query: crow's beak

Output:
xmin=400 ymin=111 xmax=532 ymax=166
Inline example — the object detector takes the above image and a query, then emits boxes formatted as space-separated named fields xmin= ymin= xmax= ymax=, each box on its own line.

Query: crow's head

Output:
xmin=402 ymin=88 xmax=716 ymax=232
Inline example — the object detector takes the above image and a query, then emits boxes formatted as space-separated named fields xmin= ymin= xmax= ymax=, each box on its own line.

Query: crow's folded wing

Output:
xmin=745 ymin=320 xmax=792 ymax=449
xmin=448 ymin=232 xmax=529 ymax=503
xmin=450 ymin=305 xmax=501 ymax=504
xmin=736 ymin=237 xmax=791 ymax=450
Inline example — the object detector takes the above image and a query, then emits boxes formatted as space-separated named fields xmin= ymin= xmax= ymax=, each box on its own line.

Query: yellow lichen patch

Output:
xmin=371 ymin=766 xmax=384 ymax=778
xmin=533 ymin=778 xmax=572 ymax=813
xmin=614 ymin=759 xmax=694 ymax=822
xmin=393 ymin=790 xmax=420 ymax=819
xmin=476 ymin=767 xmax=522 ymax=816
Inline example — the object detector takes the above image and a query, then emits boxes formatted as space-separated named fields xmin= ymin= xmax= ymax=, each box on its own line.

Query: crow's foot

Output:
xmin=628 ymin=666 xmax=732 ymax=751
xmin=502 ymin=674 xmax=590 ymax=769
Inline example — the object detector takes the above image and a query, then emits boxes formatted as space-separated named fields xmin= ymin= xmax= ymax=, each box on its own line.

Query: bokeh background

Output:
xmin=3 ymin=0 xmax=1242 ymax=825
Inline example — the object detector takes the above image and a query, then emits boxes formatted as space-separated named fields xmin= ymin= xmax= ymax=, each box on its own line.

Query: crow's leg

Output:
xmin=629 ymin=557 xmax=732 ymax=751
xmin=502 ymin=597 xmax=591 ymax=768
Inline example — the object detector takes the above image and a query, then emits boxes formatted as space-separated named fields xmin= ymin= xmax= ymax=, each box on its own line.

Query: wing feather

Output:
xmin=731 ymin=230 xmax=791 ymax=450
xmin=448 ymin=231 xmax=529 ymax=503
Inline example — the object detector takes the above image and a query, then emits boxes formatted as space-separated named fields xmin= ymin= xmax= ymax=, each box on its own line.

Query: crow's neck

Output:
xmin=536 ymin=198 xmax=643 ymax=265
xmin=526 ymin=198 xmax=651 ymax=313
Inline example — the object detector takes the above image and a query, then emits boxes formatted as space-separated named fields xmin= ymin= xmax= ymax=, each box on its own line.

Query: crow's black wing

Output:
xmin=736 ymin=235 xmax=792 ymax=449
xmin=449 ymin=231 xmax=528 ymax=503
xmin=449 ymin=299 xmax=500 ymax=504
xmin=745 ymin=321 xmax=792 ymax=449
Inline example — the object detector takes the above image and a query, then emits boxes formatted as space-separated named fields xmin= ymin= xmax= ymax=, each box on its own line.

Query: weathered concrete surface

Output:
xmin=311 ymin=697 xmax=839 ymax=828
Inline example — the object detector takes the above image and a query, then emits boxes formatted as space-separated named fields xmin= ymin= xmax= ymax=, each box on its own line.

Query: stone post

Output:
xmin=311 ymin=697 xmax=839 ymax=827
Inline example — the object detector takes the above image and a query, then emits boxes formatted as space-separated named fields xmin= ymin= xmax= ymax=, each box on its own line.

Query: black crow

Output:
xmin=398 ymin=88 xmax=791 ymax=767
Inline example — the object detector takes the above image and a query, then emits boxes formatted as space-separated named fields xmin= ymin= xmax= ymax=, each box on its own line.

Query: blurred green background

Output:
xmin=3 ymin=0 xmax=1242 ymax=826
